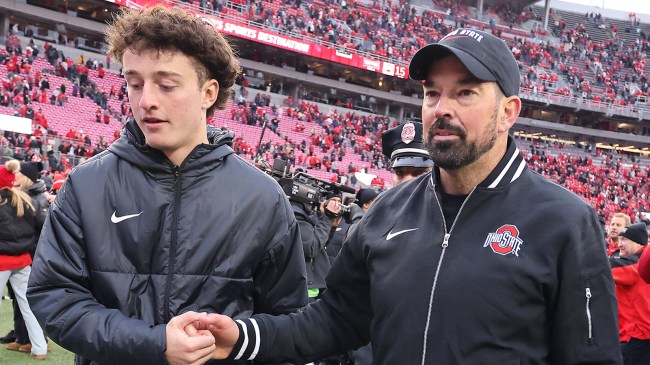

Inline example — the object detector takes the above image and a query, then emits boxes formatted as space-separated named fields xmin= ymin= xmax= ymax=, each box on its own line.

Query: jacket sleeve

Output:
xmin=549 ymin=209 xmax=622 ymax=364
xmin=638 ymin=248 xmax=650 ymax=284
xmin=252 ymin=198 xmax=308 ymax=315
xmin=611 ymin=265 xmax=640 ymax=287
xmin=27 ymin=179 xmax=167 ymax=365
xmin=293 ymin=203 xmax=332 ymax=260
xmin=228 ymin=216 xmax=371 ymax=363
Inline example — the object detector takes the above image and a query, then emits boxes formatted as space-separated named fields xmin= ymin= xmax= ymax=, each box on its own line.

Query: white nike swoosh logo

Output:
xmin=386 ymin=228 xmax=419 ymax=240
xmin=111 ymin=211 xmax=143 ymax=223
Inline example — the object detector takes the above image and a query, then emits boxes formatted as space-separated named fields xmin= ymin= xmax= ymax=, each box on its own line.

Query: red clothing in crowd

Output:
xmin=607 ymin=237 xmax=619 ymax=257
xmin=611 ymin=247 xmax=650 ymax=342
xmin=639 ymin=247 xmax=650 ymax=284
xmin=0 ymin=252 xmax=32 ymax=272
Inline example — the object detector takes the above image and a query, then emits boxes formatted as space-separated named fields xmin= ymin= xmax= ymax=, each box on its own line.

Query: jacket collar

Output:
xmin=108 ymin=119 xmax=235 ymax=174
xmin=430 ymin=135 xmax=527 ymax=190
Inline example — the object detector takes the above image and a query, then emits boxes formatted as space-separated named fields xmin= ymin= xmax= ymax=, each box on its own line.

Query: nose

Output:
xmin=138 ymin=83 xmax=158 ymax=111
xmin=433 ymin=94 xmax=453 ymax=120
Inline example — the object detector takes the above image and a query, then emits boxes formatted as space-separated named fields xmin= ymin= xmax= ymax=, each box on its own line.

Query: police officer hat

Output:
xmin=381 ymin=122 xmax=433 ymax=169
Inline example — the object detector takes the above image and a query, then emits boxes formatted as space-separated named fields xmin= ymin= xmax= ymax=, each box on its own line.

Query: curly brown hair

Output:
xmin=106 ymin=5 xmax=241 ymax=117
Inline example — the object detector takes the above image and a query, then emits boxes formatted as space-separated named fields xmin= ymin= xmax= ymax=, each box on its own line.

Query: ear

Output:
xmin=498 ymin=95 xmax=522 ymax=133
xmin=201 ymin=79 xmax=219 ymax=111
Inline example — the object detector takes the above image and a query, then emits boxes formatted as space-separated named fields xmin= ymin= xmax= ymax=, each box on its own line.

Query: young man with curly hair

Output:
xmin=27 ymin=6 xmax=307 ymax=365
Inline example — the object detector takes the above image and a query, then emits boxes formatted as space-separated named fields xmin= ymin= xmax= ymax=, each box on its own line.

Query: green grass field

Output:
xmin=0 ymin=295 xmax=75 ymax=364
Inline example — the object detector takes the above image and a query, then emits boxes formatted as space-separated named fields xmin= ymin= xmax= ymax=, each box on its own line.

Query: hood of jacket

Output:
xmin=108 ymin=119 xmax=235 ymax=174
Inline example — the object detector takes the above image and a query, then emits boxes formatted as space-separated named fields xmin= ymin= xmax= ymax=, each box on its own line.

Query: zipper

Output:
xmin=163 ymin=165 xmax=182 ymax=323
xmin=421 ymin=185 xmax=476 ymax=365
xmin=585 ymin=281 xmax=593 ymax=344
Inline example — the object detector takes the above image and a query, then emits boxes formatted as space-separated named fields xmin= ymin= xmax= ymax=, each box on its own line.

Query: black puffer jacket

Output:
xmin=27 ymin=121 xmax=308 ymax=365
xmin=0 ymin=189 xmax=36 ymax=255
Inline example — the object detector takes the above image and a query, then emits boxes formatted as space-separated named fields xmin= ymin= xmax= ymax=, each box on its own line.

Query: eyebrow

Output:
xmin=123 ymin=70 xmax=184 ymax=78
xmin=423 ymin=76 xmax=484 ymax=88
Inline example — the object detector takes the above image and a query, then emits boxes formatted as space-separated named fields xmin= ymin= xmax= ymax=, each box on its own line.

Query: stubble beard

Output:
xmin=424 ymin=103 xmax=499 ymax=170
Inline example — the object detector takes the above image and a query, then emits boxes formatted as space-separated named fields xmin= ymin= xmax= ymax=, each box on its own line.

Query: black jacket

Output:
xmin=232 ymin=136 xmax=622 ymax=364
xmin=293 ymin=202 xmax=333 ymax=289
xmin=27 ymin=121 xmax=308 ymax=365
xmin=0 ymin=189 xmax=36 ymax=255
xmin=27 ymin=180 xmax=49 ymax=240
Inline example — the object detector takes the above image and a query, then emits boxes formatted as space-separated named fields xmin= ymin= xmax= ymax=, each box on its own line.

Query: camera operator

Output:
xmin=292 ymin=192 xmax=341 ymax=302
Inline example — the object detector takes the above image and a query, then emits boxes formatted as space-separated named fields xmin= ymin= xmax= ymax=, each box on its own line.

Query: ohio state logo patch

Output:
xmin=483 ymin=225 xmax=524 ymax=257
xmin=401 ymin=122 xmax=416 ymax=144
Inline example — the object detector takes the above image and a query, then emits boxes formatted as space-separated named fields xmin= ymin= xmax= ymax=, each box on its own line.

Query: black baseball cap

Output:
xmin=382 ymin=122 xmax=433 ymax=169
xmin=409 ymin=28 xmax=520 ymax=97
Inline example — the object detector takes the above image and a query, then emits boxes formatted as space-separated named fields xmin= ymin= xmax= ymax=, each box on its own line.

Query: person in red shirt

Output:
xmin=608 ymin=213 xmax=632 ymax=257
xmin=610 ymin=223 xmax=650 ymax=364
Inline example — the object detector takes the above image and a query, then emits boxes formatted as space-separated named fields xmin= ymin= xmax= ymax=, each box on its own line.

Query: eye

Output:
xmin=459 ymin=89 xmax=476 ymax=96
xmin=160 ymin=85 xmax=176 ymax=91
xmin=424 ymin=90 xmax=439 ymax=99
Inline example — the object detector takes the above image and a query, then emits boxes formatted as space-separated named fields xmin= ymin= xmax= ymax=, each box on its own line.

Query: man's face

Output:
xmin=421 ymin=55 xmax=502 ymax=170
xmin=123 ymin=48 xmax=217 ymax=164
xmin=392 ymin=166 xmax=431 ymax=185
xmin=618 ymin=236 xmax=643 ymax=256
xmin=608 ymin=216 xmax=627 ymax=238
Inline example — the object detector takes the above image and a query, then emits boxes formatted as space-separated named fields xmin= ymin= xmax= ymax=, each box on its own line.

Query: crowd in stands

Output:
xmin=521 ymin=139 xmax=650 ymax=225
xmin=185 ymin=0 xmax=650 ymax=111
xmin=2 ymin=3 xmax=650 ymax=224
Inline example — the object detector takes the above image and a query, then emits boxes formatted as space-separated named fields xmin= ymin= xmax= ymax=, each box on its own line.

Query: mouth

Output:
xmin=142 ymin=117 xmax=166 ymax=125
xmin=431 ymin=129 xmax=461 ymax=141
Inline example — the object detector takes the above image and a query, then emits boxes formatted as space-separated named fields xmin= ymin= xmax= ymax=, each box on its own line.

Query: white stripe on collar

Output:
xmin=487 ymin=148 xmax=520 ymax=188
xmin=510 ymin=159 xmax=526 ymax=183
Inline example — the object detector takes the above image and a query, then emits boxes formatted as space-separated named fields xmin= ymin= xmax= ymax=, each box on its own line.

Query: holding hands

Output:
xmin=166 ymin=311 xmax=240 ymax=363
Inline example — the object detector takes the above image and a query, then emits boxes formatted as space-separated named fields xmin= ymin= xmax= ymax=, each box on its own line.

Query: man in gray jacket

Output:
xmin=27 ymin=6 xmax=307 ymax=365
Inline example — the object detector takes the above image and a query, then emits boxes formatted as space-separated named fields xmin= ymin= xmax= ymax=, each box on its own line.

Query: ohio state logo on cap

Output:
xmin=401 ymin=122 xmax=416 ymax=144
xmin=483 ymin=224 xmax=524 ymax=257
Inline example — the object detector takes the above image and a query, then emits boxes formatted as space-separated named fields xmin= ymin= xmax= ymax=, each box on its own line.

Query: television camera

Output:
xmin=257 ymin=158 xmax=355 ymax=216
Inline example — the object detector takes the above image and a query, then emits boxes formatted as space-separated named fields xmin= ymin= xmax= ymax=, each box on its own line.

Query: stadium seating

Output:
xmin=1 ymin=0 xmax=649 ymax=223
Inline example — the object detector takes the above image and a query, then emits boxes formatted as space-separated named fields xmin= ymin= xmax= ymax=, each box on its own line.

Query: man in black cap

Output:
xmin=610 ymin=222 xmax=650 ymax=364
xmin=192 ymin=28 xmax=621 ymax=365
xmin=381 ymin=121 xmax=433 ymax=185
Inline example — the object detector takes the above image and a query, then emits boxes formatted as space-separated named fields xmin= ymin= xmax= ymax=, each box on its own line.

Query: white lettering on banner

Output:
xmin=335 ymin=49 xmax=353 ymax=59
xmin=197 ymin=15 xmax=224 ymax=31
xmin=395 ymin=65 xmax=406 ymax=78
xmin=382 ymin=62 xmax=395 ymax=76
xmin=257 ymin=32 xmax=310 ymax=53
xmin=223 ymin=23 xmax=258 ymax=39
xmin=363 ymin=58 xmax=381 ymax=71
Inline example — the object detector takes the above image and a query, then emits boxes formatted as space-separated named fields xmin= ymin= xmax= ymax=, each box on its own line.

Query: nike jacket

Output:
xmin=27 ymin=121 xmax=308 ymax=365
xmin=232 ymin=136 xmax=622 ymax=364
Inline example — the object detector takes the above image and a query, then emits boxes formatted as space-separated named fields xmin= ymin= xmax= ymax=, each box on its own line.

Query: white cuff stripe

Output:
xmin=248 ymin=318 xmax=261 ymax=360
xmin=234 ymin=319 xmax=248 ymax=360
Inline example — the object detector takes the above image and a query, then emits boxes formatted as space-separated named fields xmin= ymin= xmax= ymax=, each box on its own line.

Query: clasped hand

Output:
xmin=165 ymin=311 xmax=238 ymax=365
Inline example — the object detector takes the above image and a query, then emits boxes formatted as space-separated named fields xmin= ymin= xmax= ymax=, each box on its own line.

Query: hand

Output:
xmin=191 ymin=313 xmax=239 ymax=359
xmin=165 ymin=311 xmax=216 ymax=365
xmin=321 ymin=198 xmax=342 ymax=217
